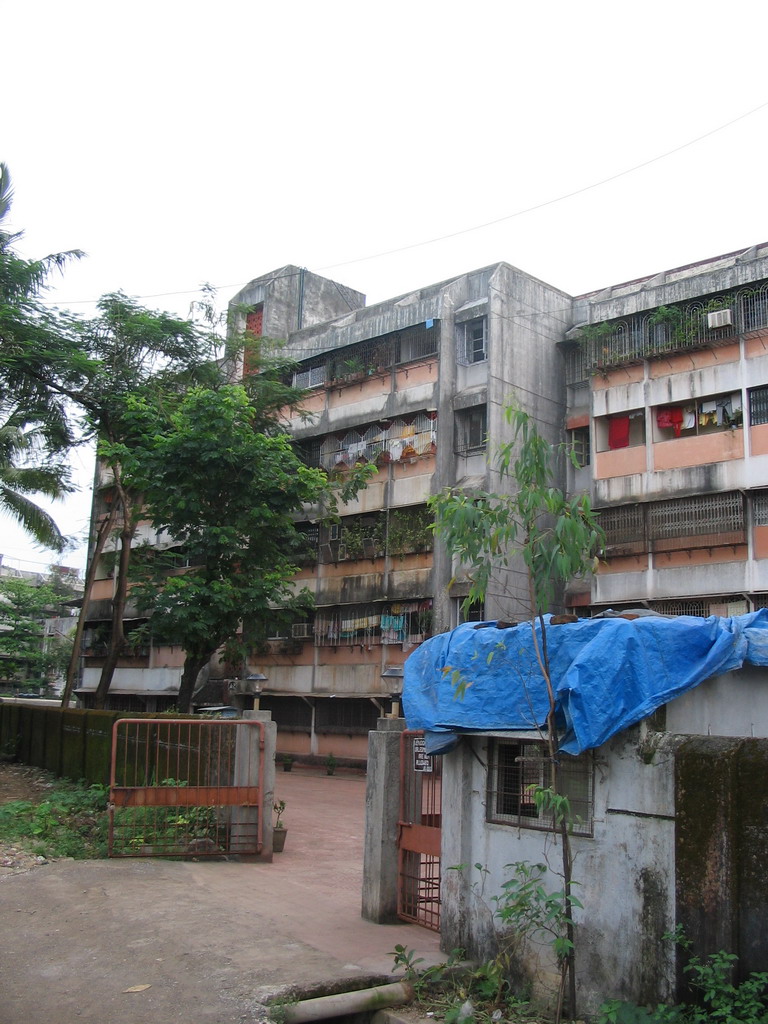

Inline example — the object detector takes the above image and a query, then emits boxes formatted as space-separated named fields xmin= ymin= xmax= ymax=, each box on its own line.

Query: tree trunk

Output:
xmin=176 ymin=649 xmax=214 ymax=713
xmin=60 ymin=506 xmax=118 ymax=708
xmin=94 ymin=481 xmax=138 ymax=709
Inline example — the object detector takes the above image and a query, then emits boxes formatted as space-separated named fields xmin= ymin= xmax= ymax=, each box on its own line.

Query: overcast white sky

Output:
xmin=4 ymin=0 xmax=768 ymax=573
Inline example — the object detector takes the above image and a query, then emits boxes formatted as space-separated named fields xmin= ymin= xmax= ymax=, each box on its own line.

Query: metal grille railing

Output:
xmin=486 ymin=739 xmax=593 ymax=837
xmin=313 ymin=599 xmax=433 ymax=647
xmin=398 ymin=732 xmax=442 ymax=930
xmin=300 ymin=412 xmax=437 ymax=470
xmin=648 ymin=491 xmax=743 ymax=540
xmin=566 ymin=281 xmax=768 ymax=383
xmin=599 ymin=505 xmax=644 ymax=547
xmin=108 ymin=719 xmax=264 ymax=858
xmin=291 ymin=322 xmax=440 ymax=390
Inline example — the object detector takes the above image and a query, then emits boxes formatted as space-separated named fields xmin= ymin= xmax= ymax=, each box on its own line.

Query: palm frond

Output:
xmin=0 ymin=484 xmax=66 ymax=551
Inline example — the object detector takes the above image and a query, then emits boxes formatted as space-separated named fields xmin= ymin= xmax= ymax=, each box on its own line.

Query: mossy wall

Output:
xmin=675 ymin=736 xmax=768 ymax=987
xmin=0 ymin=705 xmax=196 ymax=788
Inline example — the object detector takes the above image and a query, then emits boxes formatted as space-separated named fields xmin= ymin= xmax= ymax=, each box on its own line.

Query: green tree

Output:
xmin=0 ymin=576 xmax=75 ymax=689
xmin=0 ymin=162 xmax=82 ymax=550
xmin=0 ymin=403 xmax=73 ymax=551
xmin=116 ymin=384 xmax=372 ymax=712
xmin=429 ymin=404 xmax=604 ymax=1022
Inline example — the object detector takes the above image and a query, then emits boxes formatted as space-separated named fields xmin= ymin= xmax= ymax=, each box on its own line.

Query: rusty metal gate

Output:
xmin=108 ymin=718 xmax=264 ymax=858
xmin=398 ymin=730 xmax=442 ymax=930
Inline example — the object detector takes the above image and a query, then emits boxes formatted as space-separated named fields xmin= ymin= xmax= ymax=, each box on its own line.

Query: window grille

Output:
xmin=455 ymin=405 xmax=487 ymax=454
xmin=396 ymin=321 xmax=440 ymax=364
xmin=258 ymin=696 xmax=313 ymax=731
xmin=313 ymin=600 xmax=433 ymax=647
xmin=457 ymin=317 xmax=487 ymax=365
xmin=293 ymin=363 xmax=327 ymax=389
xmin=564 ymin=344 xmax=590 ymax=387
xmin=598 ymin=505 xmax=644 ymax=547
xmin=486 ymin=739 xmax=593 ymax=836
xmin=573 ymin=284 xmax=768 ymax=375
xmin=568 ymin=426 xmax=591 ymax=468
xmin=314 ymin=698 xmax=381 ymax=734
xmin=749 ymin=386 xmax=768 ymax=427
xmin=753 ymin=491 xmax=768 ymax=527
xmin=647 ymin=599 xmax=710 ymax=617
xmin=751 ymin=594 xmax=768 ymax=610
xmin=648 ymin=492 xmax=743 ymax=540
xmin=739 ymin=283 xmax=768 ymax=332
xmin=310 ymin=412 xmax=437 ymax=470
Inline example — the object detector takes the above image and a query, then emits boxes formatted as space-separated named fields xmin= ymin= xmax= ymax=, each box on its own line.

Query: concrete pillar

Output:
xmin=362 ymin=717 xmax=405 ymax=923
xmin=231 ymin=710 xmax=275 ymax=861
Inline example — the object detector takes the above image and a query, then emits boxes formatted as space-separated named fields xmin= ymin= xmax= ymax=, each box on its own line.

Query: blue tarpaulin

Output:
xmin=403 ymin=610 xmax=768 ymax=755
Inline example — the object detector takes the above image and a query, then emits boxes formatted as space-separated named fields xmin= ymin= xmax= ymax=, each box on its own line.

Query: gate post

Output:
xmin=236 ymin=710 xmax=276 ymax=861
xmin=362 ymin=717 xmax=405 ymax=923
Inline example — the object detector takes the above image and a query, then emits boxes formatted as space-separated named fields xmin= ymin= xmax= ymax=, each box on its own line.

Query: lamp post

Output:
xmin=381 ymin=665 xmax=404 ymax=717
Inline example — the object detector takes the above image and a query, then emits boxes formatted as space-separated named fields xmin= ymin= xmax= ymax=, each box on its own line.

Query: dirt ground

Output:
xmin=0 ymin=761 xmax=62 ymax=877
xmin=0 ymin=765 xmax=443 ymax=1024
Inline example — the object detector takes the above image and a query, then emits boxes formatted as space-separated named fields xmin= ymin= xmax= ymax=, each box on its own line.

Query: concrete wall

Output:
xmin=440 ymin=728 xmax=680 ymax=1014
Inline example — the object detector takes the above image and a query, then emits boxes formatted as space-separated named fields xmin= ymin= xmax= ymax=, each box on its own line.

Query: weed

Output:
xmin=0 ymin=778 xmax=109 ymax=859
xmin=598 ymin=929 xmax=768 ymax=1024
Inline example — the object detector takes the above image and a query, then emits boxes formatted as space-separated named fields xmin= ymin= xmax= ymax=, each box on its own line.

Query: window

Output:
xmin=597 ymin=410 xmax=645 ymax=451
xmin=655 ymin=390 xmax=743 ymax=439
xmin=314 ymin=697 xmax=381 ymax=734
xmin=292 ymin=363 xmax=326 ymax=389
xmin=487 ymin=739 xmax=593 ymax=836
xmin=455 ymin=405 xmax=487 ymax=454
xmin=568 ymin=426 xmax=591 ymax=467
xmin=459 ymin=600 xmax=485 ymax=623
xmin=749 ymin=385 xmax=768 ymax=426
xmin=458 ymin=317 xmax=487 ymax=364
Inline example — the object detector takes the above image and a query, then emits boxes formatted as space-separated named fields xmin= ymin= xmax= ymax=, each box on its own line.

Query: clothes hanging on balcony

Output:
xmin=683 ymin=406 xmax=696 ymax=429
xmin=656 ymin=406 xmax=684 ymax=436
xmin=608 ymin=415 xmax=630 ymax=449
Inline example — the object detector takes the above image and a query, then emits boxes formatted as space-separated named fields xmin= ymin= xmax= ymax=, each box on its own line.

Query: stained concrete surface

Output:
xmin=0 ymin=770 xmax=442 ymax=1024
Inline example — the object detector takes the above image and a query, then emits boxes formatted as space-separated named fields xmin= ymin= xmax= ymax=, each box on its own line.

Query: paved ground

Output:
xmin=0 ymin=768 xmax=443 ymax=1024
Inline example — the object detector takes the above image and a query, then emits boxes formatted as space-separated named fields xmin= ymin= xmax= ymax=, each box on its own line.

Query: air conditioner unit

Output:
xmin=707 ymin=308 xmax=732 ymax=329
xmin=291 ymin=622 xmax=314 ymax=639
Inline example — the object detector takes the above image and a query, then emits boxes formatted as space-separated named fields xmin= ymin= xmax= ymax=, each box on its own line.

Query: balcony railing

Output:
xmin=566 ymin=282 xmax=768 ymax=384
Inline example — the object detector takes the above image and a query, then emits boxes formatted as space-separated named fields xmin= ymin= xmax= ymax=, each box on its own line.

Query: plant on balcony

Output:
xmin=387 ymin=507 xmax=434 ymax=557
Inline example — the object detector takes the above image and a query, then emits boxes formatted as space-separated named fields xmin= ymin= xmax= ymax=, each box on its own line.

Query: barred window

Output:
xmin=598 ymin=505 xmax=643 ymax=547
xmin=457 ymin=317 xmax=487 ymax=365
xmin=648 ymin=492 xmax=743 ymax=540
xmin=749 ymin=385 xmax=768 ymax=427
xmin=568 ymin=426 xmax=591 ymax=468
xmin=753 ymin=491 xmax=768 ymax=526
xmin=314 ymin=698 xmax=381 ymax=734
xmin=455 ymin=405 xmax=487 ymax=454
xmin=293 ymin=363 xmax=327 ymax=389
xmin=259 ymin=696 xmax=312 ymax=731
xmin=487 ymin=739 xmax=593 ymax=836
xmin=396 ymin=321 xmax=440 ymax=363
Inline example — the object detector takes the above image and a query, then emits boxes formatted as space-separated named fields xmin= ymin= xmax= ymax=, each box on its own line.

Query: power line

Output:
xmin=37 ymin=97 xmax=768 ymax=307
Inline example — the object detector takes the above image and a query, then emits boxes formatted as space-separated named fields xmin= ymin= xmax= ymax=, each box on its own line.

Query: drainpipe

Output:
xmin=281 ymin=980 xmax=414 ymax=1023
xmin=297 ymin=267 xmax=305 ymax=330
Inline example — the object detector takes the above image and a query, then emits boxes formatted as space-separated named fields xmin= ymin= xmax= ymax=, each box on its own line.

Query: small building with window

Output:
xmin=401 ymin=612 xmax=768 ymax=1014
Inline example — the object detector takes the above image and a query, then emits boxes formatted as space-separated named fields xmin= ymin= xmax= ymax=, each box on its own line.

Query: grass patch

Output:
xmin=0 ymin=779 xmax=109 ymax=860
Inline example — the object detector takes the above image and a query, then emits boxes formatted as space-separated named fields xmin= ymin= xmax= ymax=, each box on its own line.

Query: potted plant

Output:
xmin=281 ymin=754 xmax=294 ymax=772
xmin=273 ymin=800 xmax=287 ymax=853
xmin=325 ymin=753 xmax=337 ymax=776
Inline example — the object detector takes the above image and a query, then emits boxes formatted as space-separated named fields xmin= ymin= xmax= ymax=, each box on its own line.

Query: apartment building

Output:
xmin=77 ymin=243 xmax=768 ymax=757
xmin=562 ymin=242 xmax=768 ymax=618
xmin=229 ymin=264 xmax=570 ymax=759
